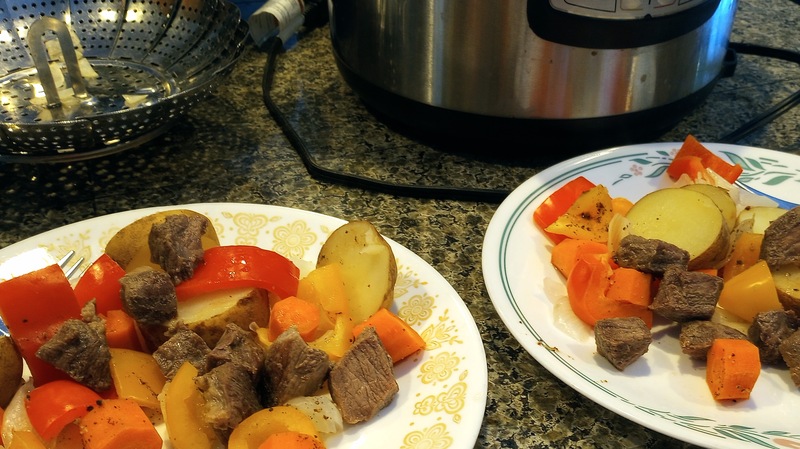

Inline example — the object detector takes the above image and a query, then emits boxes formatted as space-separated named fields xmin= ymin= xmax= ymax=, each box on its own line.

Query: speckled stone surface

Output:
xmin=1 ymin=1 xmax=799 ymax=447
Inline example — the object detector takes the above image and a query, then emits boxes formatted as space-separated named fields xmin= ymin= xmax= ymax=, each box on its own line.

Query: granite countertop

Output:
xmin=1 ymin=0 xmax=799 ymax=447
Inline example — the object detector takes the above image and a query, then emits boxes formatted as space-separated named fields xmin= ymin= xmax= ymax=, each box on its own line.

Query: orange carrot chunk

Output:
xmin=80 ymin=398 xmax=162 ymax=449
xmin=268 ymin=296 xmax=321 ymax=342
xmin=104 ymin=309 xmax=143 ymax=351
xmin=606 ymin=267 xmax=652 ymax=308
xmin=550 ymin=238 xmax=610 ymax=278
xmin=257 ymin=431 xmax=326 ymax=449
xmin=353 ymin=308 xmax=426 ymax=364
xmin=706 ymin=339 xmax=761 ymax=401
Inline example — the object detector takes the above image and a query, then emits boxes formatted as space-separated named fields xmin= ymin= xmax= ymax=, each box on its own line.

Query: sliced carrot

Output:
xmin=667 ymin=135 xmax=744 ymax=183
xmin=606 ymin=267 xmax=652 ymax=308
xmin=550 ymin=238 xmax=610 ymax=278
xmin=104 ymin=309 xmax=143 ymax=351
xmin=706 ymin=339 xmax=761 ymax=401
xmin=268 ymin=296 xmax=321 ymax=342
xmin=257 ymin=431 xmax=326 ymax=449
xmin=353 ymin=308 xmax=425 ymax=363
xmin=80 ymin=398 xmax=162 ymax=449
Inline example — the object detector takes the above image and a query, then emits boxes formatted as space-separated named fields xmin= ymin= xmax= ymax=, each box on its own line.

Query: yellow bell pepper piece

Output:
xmin=309 ymin=314 xmax=354 ymax=361
xmin=718 ymin=260 xmax=782 ymax=322
xmin=227 ymin=405 xmax=319 ymax=449
xmin=162 ymin=362 xmax=218 ymax=449
xmin=108 ymin=348 xmax=166 ymax=409
xmin=297 ymin=264 xmax=350 ymax=332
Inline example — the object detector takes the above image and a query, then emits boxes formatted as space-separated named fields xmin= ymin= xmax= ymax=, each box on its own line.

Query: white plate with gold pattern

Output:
xmin=483 ymin=143 xmax=800 ymax=449
xmin=0 ymin=203 xmax=488 ymax=449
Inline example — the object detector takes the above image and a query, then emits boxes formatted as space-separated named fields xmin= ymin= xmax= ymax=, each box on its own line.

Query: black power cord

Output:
xmin=260 ymin=8 xmax=800 ymax=203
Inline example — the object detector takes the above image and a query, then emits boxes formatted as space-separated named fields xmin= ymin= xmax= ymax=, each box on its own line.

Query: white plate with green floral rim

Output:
xmin=483 ymin=143 xmax=800 ymax=449
xmin=0 ymin=203 xmax=488 ymax=449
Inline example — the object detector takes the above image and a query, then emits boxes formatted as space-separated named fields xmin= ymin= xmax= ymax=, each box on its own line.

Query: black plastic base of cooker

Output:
xmin=333 ymin=55 xmax=719 ymax=163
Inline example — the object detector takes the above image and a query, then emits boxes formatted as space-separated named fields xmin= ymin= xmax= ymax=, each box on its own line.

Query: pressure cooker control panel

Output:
xmin=549 ymin=0 xmax=712 ymax=20
xmin=528 ymin=0 xmax=727 ymax=49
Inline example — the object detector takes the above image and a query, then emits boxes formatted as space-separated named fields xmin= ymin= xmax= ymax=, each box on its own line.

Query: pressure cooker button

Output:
xmin=620 ymin=0 xmax=644 ymax=10
xmin=656 ymin=0 xmax=677 ymax=6
xmin=556 ymin=0 xmax=617 ymax=13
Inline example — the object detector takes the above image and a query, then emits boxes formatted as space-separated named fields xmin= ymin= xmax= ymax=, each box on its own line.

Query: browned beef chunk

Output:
xmin=153 ymin=324 xmax=211 ymax=379
xmin=750 ymin=310 xmax=800 ymax=365
xmin=263 ymin=327 xmax=331 ymax=407
xmin=36 ymin=301 xmax=112 ymax=391
xmin=679 ymin=320 xmax=747 ymax=360
xmin=119 ymin=268 xmax=177 ymax=325
xmin=207 ymin=323 xmax=265 ymax=380
xmin=196 ymin=362 xmax=262 ymax=442
xmin=149 ymin=214 xmax=208 ymax=284
xmin=329 ymin=326 xmax=398 ymax=424
xmin=760 ymin=207 xmax=800 ymax=270
xmin=779 ymin=330 xmax=800 ymax=387
xmin=650 ymin=266 xmax=722 ymax=322
xmin=613 ymin=235 xmax=690 ymax=275
xmin=594 ymin=317 xmax=652 ymax=371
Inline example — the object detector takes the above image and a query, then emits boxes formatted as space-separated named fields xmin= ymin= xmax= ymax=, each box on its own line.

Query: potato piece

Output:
xmin=625 ymin=188 xmax=730 ymax=270
xmin=772 ymin=264 xmax=800 ymax=316
xmin=317 ymin=221 xmax=397 ymax=324
xmin=105 ymin=210 xmax=219 ymax=272
xmin=736 ymin=206 xmax=787 ymax=234
xmin=682 ymin=184 xmax=737 ymax=233
xmin=140 ymin=287 xmax=271 ymax=349
xmin=0 ymin=336 xmax=23 ymax=408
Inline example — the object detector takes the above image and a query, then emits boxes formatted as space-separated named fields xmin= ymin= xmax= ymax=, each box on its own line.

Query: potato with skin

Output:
xmin=139 ymin=287 xmax=272 ymax=349
xmin=625 ymin=188 xmax=730 ymax=270
xmin=317 ymin=221 xmax=397 ymax=324
xmin=681 ymin=184 xmax=737 ymax=233
xmin=0 ymin=336 xmax=23 ymax=408
xmin=105 ymin=210 xmax=219 ymax=272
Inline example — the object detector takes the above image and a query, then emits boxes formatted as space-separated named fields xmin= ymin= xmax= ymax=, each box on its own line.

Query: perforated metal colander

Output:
xmin=0 ymin=0 xmax=249 ymax=162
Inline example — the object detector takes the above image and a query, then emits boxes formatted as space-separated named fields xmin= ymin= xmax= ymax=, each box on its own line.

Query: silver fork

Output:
xmin=735 ymin=180 xmax=799 ymax=210
xmin=58 ymin=250 xmax=85 ymax=280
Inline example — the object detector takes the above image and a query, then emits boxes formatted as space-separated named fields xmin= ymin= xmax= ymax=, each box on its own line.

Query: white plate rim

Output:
xmin=0 ymin=203 xmax=489 ymax=449
xmin=482 ymin=142 xmax=800 ymax=449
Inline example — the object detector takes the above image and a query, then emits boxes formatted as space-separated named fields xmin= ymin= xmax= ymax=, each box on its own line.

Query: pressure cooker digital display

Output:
xmin=549 ymin=0 xmax=712 ymax=20
xmin=528 ymin=0 xmax=723 ymax=49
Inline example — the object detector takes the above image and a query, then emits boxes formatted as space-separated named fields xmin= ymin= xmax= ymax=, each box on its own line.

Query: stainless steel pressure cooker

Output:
xmin=328 ymin=0 xmax=738 ymax=154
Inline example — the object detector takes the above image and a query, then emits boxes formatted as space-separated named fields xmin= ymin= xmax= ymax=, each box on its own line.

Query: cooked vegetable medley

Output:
xmin=534 ymin=135 xmax=800 ymax=402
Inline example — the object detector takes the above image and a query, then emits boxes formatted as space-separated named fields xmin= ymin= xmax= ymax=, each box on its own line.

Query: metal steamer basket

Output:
xmin=0 ymin=0 xmax=249 ymax=162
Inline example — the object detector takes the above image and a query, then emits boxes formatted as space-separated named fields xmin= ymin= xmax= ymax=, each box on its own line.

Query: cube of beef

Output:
xmin=36 ymin=301 xmax=112 ymax=391
xmin=149 ymin=213 xmax=208 ymax=284
xmin=679 ymin=320 xmax=747 ymax=360
xmin=196 ymin=362 xmax=262 ymax=442
xmin=263 ymin=327 xmax=331 ymax=407
xmin=206 ymin=323 xmax=265 ymax=381
xmin=779 ymin=330 xmax=800 ymax=387
xmin=594 ymin=317 xmax=652 ymax=371
xmin=749 ymin=310 xmax=800 ymax=365
xmin=613 ymin=235 xmax=690 ymax=275
xmin=119 ymin=268 xmax=178 ymax=325
xmin=650 ymin=266 xmax=722 ymax=322
xmin=329 ymin=327 xmax=398 ymax=424
xmin=759 ymin=206 xmax=800 ymax=270
xmin=153 ymin=324 xmax=210 ymax=379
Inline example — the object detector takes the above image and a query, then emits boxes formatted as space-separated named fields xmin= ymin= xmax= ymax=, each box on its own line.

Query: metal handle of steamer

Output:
xmin=28 ymin=17 xmax=89 ymax=109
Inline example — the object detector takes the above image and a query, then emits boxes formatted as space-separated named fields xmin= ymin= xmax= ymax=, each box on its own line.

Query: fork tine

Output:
xmin=58 ymin=250 xmax=85 ymax=280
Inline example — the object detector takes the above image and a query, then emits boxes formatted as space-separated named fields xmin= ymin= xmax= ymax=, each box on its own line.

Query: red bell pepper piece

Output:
xmin=174 ymin=245 xmax=300 ymax=301
xmin=666 ymin=134 xmax=744 ymax=183
xmin=0 ymin=264 xmax=81 ymax=386
xmin=73 ymin=253 xmax=126 ymax=315
xmin=25 ymin=379 xmax=102 ymax=441
xmin=533 ymin=176 xmax=596 ymax=243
